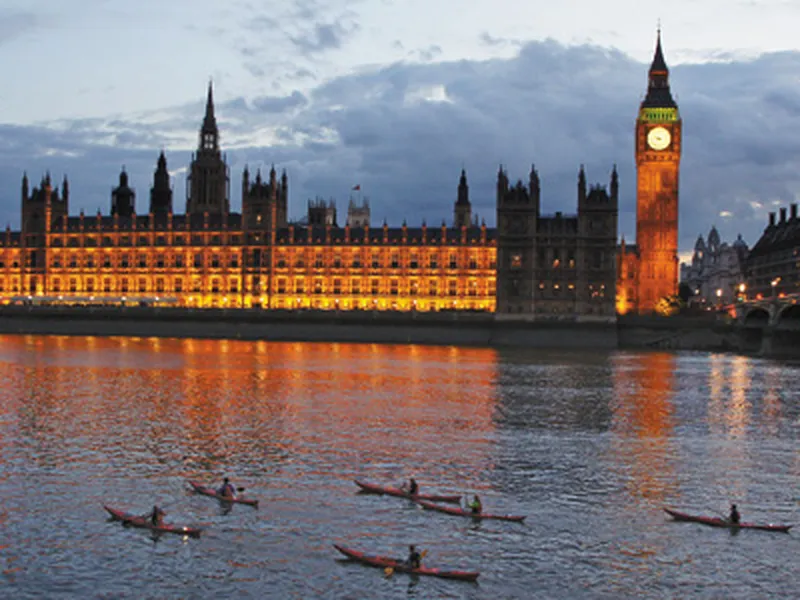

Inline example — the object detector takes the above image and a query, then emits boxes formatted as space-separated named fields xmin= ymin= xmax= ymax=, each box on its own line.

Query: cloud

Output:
xmin=2 ymin=40 xmax=800 ymax=256
xmin=0 ymin=11 xmax=40 ymax=46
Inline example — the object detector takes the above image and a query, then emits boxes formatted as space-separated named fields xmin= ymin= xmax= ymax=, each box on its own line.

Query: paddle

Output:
xmin=384 ymin=549 xmax=429 ymax=577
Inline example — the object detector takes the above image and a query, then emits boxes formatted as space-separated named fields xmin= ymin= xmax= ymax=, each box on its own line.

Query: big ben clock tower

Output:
xmin=635 ymin=30 xmax=681 ymax=313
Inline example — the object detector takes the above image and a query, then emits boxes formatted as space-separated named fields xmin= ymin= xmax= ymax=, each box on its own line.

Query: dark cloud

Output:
xmin=0 ymin=11 xmax=40 ymax=46
xmin=2 ymin=40 xmax=800 ymax=254
xmin=289 ymin=21 xmax=353 ymax=55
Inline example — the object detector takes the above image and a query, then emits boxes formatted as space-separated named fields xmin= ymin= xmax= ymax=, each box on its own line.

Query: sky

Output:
xmin=2 ymin=0 xmax=800 ymax=260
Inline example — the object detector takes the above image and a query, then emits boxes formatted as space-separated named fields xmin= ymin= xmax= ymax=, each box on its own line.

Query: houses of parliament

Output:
xmin=0 ymin=33 xmax=680 ymax=317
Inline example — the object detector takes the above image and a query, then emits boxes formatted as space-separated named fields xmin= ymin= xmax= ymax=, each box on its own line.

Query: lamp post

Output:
xmin=716 ymin=288 xmax=722 ymax=309
xmin=738 ymin=283 xmax=746 ymax=302
xmin=771 ymin=277 xmax=781 ymax=300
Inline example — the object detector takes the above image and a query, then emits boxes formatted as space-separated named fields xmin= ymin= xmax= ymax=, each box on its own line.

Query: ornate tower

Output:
xmin=495 ymin=165 xmax=539 ymax=315
xmin=111 ymin=168 xmax=135 ymax=217
xmin=150 ymin=151 xmax=173 ymax=214
xmin=635 ymin=29 xmax=681 ymax=312
xmin=186 ymin=81 xmax=230 ymax=215
xmin=454 ymin=169 xmax=472 ymax=228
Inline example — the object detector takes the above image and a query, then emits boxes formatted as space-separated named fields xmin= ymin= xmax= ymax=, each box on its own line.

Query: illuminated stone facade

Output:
xmin=617 ymin=31 xmax=682 ymax=314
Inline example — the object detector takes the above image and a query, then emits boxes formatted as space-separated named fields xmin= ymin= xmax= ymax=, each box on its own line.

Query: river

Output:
xmin=0 ymin=335 xmax=798 ymax=599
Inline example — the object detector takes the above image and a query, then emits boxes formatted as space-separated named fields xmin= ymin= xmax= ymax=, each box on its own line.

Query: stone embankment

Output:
xmin=0 ymin=306 xmax=793 ymax=357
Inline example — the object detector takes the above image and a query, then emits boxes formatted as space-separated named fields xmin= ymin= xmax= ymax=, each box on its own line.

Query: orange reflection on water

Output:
xmin=609 ymin=352 xmax=677 ymax=505
xmin=0 ymin=335 xmax=500 ymax=482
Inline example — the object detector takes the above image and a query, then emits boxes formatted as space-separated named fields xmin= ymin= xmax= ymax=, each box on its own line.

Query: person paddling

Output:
xmin=729 ymin=504 xmax=740 ymax=525
xmin=408 ymin=478 xmax=419 ymax=496
xmin=146 ymin=505 xmax=165 ymax=527
xmin=218 ymin=477 xmax=236 ymax=499
xmin=467 ymin=494 xmax=482 ymax=515
xmin=406 ymin=544 xmax=422 ymax=569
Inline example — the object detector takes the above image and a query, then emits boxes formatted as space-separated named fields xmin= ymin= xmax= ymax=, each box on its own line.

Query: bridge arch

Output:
xmin=775 ymin=303 xmax=800 ymax=330
xmin=743 ymin=307 xmax=770 ymax=327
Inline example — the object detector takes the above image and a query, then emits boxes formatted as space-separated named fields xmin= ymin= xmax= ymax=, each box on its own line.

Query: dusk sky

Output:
xmin=2 ymin=0 xmax=800 ymax=260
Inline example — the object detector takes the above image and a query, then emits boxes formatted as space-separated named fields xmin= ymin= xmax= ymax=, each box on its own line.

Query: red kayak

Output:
xmin=354 ymin=480 xmax=461 ymax=504
xmin=664 ymin=508 xmax=792 ymax=533
xmin=333 ymin=544 xmax=479 ymax=582
xmin=104 ymin=506 xmax=202 ymax=538
xmin=415 ymin=499 xmax=526 ymax=522
xmin=187 ymin=480 xmax=259 ymax=507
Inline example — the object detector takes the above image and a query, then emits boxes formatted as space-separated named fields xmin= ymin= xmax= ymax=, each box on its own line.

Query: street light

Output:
xmin=738 ymin=283 xmax=746 ymax=302
xmin=716 ymin=288 xmax=723 ymax=308
xmin=771 ymin=277 xmax=781 ymax=299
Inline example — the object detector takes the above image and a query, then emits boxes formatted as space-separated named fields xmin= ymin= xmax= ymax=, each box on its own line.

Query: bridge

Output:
xmin=733 ymin=294 xmax=800 ymax=357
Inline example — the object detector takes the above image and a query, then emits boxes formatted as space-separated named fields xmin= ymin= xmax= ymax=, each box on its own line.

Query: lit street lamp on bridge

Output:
xmin=771 ymin=277 xmax=782 ymax=300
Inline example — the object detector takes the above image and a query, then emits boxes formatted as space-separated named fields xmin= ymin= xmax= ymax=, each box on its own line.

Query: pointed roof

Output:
xmin=641 ymin=29 xmax=677 ymax=109
xmin=650 ymin=29 xmax=668 ymax=74
xmin=202 ymin=80 xmax=217 ymax=133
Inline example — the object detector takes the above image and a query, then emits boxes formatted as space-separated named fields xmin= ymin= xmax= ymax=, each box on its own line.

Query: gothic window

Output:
xmin=352 ymin=279 xmax=361 ymax=294
xmin=409 ymin=280 xmax=418 ymax=296
xmin=333 ymin=254 xmax=342 ymax=268
xmin=103 ymin=255 xmax=112 ymax=268
xmin=511 ymin=253 xmax=522 ymax=269
xmin=174 ymin=278 xmax=183 ymax=293
xmin=449 ymin=254 xmax=457 ymax=269
xmin=156 ymin=254 xmax=165 ymax=268
xmin=156 ymin=279 xmax=165 ymax=293
xmin=69 ymin=255 xmax=78 ymax=268
xmin=371 ymin=279 xmax=379 ymax=295
xmin=391 ymin=254 xmax=399 ymax=268
xmin=86 ymin=256 xmax=95 ymax=269
xmin=230 ymin=255 xmax=239 ymax=268
xmin=138 ymin=278 xmax=147 ymax=293
xmin=410 ymin=254 xmax=419 ymax=269
xmin=430 ymin=256 xmax=438 ymax=269
xmin=371 ymin=254 xmax=380 ymax=268
xmin=468 ymin=281 xmax=478 ymax=296
xmin=104 ymin=279 xmax=112 ymax=293
xmin=315 ymin=254 xmax=324 ymax=268
xmin=211 ymin=279 xmax=220 ymax=293
xmin=52 ymin=279 xmax=61 ymax=293
xmin=194 ymin=254 xmax=203 ymax=268
xmin=138 ymin=254 xmax=147 ymax=268
xmin=390 ymin=280 xmax=399 ymax=296
xmin=69 ymin=278 xmax=78 ymax=292
xmin=229 ymin=279 xmax=238 ymax=293
xmin=448 ymin=280 xmax=457 ymax=296
xmin=295 ymin=280 xmax=304 ymax=294
xmin=192 ymin=279 xmax=201 ymax=293
xmin=469 ymin=255 xmax=478 ymax=269
xmin=429 ymin=280 xmax=438 ymax=296
xmin=333 ymin=279 xmax=342 ymax=294
xmin=314 ymin=279 xmax=323 ymax=294
xmin=175 ymin=255 xmax=184 ymax=268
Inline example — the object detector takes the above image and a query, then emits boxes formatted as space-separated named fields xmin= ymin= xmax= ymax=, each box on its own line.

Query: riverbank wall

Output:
xmin=0 ymin=305 xmax=785 ymax=356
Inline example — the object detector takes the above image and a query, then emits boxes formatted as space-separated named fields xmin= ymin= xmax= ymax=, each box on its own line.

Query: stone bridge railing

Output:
xmin=734 ymin=294 xmax=800 ymax=329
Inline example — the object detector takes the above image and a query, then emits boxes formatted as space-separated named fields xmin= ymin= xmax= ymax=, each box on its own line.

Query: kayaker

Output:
xmin=406 ymin=545 xmax=422 ymax=569
xmin=218 ymin=477 xmax=236 ymax=499
xmin=408 ymin=478 xmax=419 ymax=496
xmin=729 ymin=504 xmax=740 ymax=525
xmin=467 ymin=495 xmax=482 ymax=515
xmin=146 ymin=505 xmax=165 ymax=527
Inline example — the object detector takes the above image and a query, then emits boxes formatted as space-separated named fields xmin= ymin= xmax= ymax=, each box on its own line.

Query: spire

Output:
xmin=203 ymin=79 xmax=216 ymax=130
xmin=641 ymin=28 xmax=676 ymax=109
xmin=456 ymin=168 xmax=469 ymax=206
xmin=157 ymin=150 xmax=167 ymax=169
xmin=650 ymin=27 xmax=668 ymax=74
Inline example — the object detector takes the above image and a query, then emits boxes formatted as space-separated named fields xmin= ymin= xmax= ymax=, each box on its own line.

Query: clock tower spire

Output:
xmin=634 ymin=29 xmax=681 ymax=313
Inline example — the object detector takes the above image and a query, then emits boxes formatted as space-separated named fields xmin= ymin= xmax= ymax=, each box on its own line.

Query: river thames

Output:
xmin=0 ymin=335 xmax=798 ymax=599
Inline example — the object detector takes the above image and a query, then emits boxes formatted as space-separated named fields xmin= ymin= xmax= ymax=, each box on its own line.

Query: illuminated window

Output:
xmin=86 ymin=256 xmax=95 ymax=268
xmin=69 ymin=255 xmax=78 ymax=268
xmin=448 ymin=280 xmax=457 ymax=296
xmin=156 ymin=254 xmax=165 ymax=268
xmin=391 ymin=254 xmax=399 ymax=268
xmin=211 ymin=279 xmax=220 ymax=293
xmin=469 ymin=256 xmax=478 ymax=269
xmin=449 ymin=254 xmax=457 ymax=269
xmin=192 ymin=279 xmax=201 ymax=293
xmin=121 ymin=279 xmax=129 ymax=293
xmin=352 ymin=256 xmax=361 ymax=268
xmin=429 ymin=280 xmax=438 ymax=296
xmin=390 ymin=280 xmax=399 ymax=295
xmin=371 ymin=280 xmax=379 ymax=295
xmin=277 ymin=279 xmax=287 ymax=294
xmin=315 ymin=254 xmax=323 ymax=268
xmin=429 ymin=256 xmax=438 ymax=269
xmin=211 ymin=254 xmax=220 ymax=268
xmin=69 ymin=278 xmax=77 ymax=292
xmin=52 ymin=279 xmax=61 ymax=292
xmin=410 ymin=255 xmax=419 ymax=269
xmin=86 ymin=279 xmax=95 ymax=293
xmin=314 ymin=279 xmax=323 ymax=294
xmin=156 ymin=278 xmax=165 ymax=293
xmin=333 ymin=254 xmax=342 ymax=268
xmin=138 ymin=278 xmax=147 ymax=293
xmin=138 ymin=255 xmax=147 ymax=268
xmin=410 ymin=280 xmax=418 ymax=296
xmin=175 ymin=255 xmax=184 ymax=268
xmin=229 ymin=279 xmax=238 ymax=293
xmin=371 ymin=254 xmax=380 ymax=268
xmin=468 ymin=281 xmax=477 ymax=296
xmin=104 ymin=279 xmax=112 ymax=293
xmin=174 ymin=278 xmax=183 ymax=293
xmin=333 ymin=279 xmax=342 ymax=294
xmin=511 ymin=253 xmax=522 ymax=268
xmin=295 ymin=280 xmax=305 ymax=294
xmin=352 ymin=279 xmax=361 ymax=294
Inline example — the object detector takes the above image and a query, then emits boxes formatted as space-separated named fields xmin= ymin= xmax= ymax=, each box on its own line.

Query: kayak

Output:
xmin=354 ymin=480 xmax=461 ymax=504
xmin=187 ymin=480 xmax=259 ymax=507
xmin=333 ymin=544 xmax=479 ymax=582
xmin=664 ymin=508 xmax=792 ymax=533
xmin=104 ymin=506 xmax=202 ymax=538
xmin=415 ymin=499 xmax=526 ymax=522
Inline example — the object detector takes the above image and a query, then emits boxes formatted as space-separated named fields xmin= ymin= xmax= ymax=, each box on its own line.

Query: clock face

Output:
xmin=647 ymin=126 xmax=671 ymax=151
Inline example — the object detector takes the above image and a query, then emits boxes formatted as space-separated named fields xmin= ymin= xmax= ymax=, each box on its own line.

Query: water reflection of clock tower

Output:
xmin=634 ymin=30 xmax=682 ymax=313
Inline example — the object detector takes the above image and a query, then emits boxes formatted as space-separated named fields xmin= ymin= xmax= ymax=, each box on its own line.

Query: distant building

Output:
xmin=745 ymin=204 xmax=800 ymax=300
xmin=680 ymin=226 xmax=748 ymax=305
